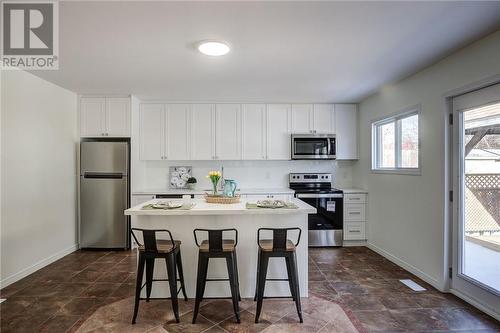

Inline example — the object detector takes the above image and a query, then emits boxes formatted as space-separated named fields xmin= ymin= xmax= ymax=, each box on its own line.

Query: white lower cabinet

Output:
xmin=344 ymin=222 xmax=366 ymax=241
xmin=343 ymin=193 xmax=367 ymax=241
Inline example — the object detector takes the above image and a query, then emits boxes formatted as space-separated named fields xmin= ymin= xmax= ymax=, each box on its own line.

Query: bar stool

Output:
xmin=192 ymin=228 xmax=241 ymax=324
xmin=254 ymin=227 xmax=303 ymax=323
xmin=130 ymin=228 xmax=188 ymax=324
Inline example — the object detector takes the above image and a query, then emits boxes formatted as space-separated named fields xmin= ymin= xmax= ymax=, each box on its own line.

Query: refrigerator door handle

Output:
xmin=83 ymin=172 xmax=124 ymax=179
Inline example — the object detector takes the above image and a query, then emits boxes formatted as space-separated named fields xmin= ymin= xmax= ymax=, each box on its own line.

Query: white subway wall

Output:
xmin=1 ymin=70 xmax=78 ymax=287
xmin=354 ymin=30 xmax=500 ymax=290
xmin=134 ymin=160 xmax=354 ymax=191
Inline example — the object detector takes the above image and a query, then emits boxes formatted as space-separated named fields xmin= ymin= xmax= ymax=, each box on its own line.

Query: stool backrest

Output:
xmin=257 ymin=227 xmax=302 ymax=250
xmin=193 ymin=228 xmax=238 ymax=252
xmin=130 ymin=228 xmax=175 ymax=253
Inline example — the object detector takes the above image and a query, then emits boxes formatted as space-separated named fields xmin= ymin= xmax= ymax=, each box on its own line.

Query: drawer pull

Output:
xmin=349 ymin=212 xmax=361 ymax=214
xmin=349 ymin=230 xmax=361 ymax=233
xmin=349 ymin=198 xmax=360 ymax=200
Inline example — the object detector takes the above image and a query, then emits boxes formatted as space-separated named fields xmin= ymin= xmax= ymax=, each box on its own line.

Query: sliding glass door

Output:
xmin=451 ymin=83 xmax=500 ymax=317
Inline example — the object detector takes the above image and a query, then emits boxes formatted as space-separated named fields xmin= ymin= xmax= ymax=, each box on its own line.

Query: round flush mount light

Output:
xmin=197 ymin=41 xmax=230 ymax=56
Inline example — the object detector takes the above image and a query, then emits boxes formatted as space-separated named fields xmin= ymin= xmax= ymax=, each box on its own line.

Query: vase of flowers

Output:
xmin=206 ymin=171 xmax=222 ymax=195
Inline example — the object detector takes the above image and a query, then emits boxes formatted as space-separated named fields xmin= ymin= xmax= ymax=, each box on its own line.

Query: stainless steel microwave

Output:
xmin=291 ymin=134 xmax=336 ymax=160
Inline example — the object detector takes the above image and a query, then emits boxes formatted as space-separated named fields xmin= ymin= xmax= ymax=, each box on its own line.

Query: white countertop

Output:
xmin=132 ymin=187 xmax=295 ymax=196
xmin=339 ymin=188 xmax=368 ymax=194
xmin=125 ymin=198 xmax=316 ymax=216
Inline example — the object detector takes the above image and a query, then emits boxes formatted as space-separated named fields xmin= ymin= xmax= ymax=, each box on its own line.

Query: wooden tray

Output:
xmin=204 ymin=194 xmax=241 ymax=204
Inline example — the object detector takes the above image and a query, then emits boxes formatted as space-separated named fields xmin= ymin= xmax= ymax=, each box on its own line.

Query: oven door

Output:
xmin=291 ymin=135 xmax=336 ymax=160
xmin=296 ymin=193 xmax=343 ymax=246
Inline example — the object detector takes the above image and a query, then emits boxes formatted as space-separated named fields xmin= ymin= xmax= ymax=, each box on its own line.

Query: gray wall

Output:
xmin=354 ymin=30 xmax=500 ymax=290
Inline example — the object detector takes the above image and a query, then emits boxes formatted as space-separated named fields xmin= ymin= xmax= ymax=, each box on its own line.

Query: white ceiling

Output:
xmin=32 ymin=1 xmax=500 ymax=103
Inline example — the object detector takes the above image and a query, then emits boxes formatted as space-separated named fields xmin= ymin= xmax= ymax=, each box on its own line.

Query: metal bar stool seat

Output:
xmin=192 ymin=228 xmax=241 ymax=324
xmin=130 ymin=228 xmax=188 ymax=324
xmin=254 ymin=227 xmax=303 ymax=323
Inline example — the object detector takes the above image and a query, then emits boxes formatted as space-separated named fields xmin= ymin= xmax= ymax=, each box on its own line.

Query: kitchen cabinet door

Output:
xmin=216 ymin=104 xmax=241 ymax=160
xmin=266 ymin=104 xmax=291 ymax=160
xmin=80 ymin=97 xmax=105 ymax=137
xmin=191 ymin=104 xmax=215 ymax=160
xmin=139 ymin=104 xmax=164 ymax=160
xmin=242 ymin=104 xmax=266 ymax=160
xmin=106 ymin=97 xmax=131 ymax=137
xmin=166 ymin=104 xmax=190 ymax=160
xmin=313 ymin=104 xmax=334 ymax=133
xmin=335 ymin=104 xmax=358 ymax=159
xmin=291 ymin=104 xmax=313 ymax=133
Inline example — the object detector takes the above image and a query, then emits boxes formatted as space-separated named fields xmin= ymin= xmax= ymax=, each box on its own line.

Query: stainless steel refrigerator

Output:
xmin=80 ymin=141 xmax=129 ymax=249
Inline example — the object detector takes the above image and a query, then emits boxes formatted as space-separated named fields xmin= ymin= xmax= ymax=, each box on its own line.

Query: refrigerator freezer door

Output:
xmin=80 ymin=141 xmax=128 ymax=175
xmin=80 ymin=176 xmax=128 ymax=248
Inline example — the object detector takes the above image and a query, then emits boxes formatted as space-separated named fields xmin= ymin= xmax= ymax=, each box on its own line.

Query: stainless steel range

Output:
xmin=289 ymin=173 xmax=343 ymax=247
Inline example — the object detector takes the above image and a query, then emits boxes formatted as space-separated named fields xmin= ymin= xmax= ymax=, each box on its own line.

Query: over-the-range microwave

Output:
xmin=291 ymin=134 xmax=336 ymax=160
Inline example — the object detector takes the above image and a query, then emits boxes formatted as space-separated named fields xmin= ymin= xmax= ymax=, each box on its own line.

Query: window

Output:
xmin=372 ymin=106 xmax=420 ymax=174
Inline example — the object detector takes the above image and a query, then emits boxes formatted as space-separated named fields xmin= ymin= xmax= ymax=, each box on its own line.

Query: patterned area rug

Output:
xmin=74 ymin=295 xmax=363 ymax=333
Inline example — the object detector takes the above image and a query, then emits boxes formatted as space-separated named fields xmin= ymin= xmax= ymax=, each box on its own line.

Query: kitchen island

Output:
xmin=125 ymin=198 xmax=316 ymax=298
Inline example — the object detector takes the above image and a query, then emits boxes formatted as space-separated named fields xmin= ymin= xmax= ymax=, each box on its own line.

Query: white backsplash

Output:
xmin=135 ymin=160 xmax=354 ymax=190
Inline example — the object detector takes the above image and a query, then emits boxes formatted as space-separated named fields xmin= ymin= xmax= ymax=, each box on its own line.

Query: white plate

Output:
xmin=152 ymin=201 xmax=183 ymax=209
xmin=257 ymin=200 xmax=285 ymax=209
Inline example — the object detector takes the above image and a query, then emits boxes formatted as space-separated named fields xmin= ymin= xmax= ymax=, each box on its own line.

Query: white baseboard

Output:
xmin=450 ymin=288 xmax=500 ymax=321
xmin=366 ymin=242 xmax=443 ymax=291
xmin=343 ymin=240 xmax=367 ymax=247
xmin=0 ymin=244 xmax=78 ymax=289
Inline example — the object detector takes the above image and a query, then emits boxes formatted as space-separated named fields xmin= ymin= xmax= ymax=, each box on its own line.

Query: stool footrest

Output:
xmin=205 ymin=278 xmax=230 ymax=282
xmin=265 ymin=278 xmax=289 ymax=281
xmin=262 ymin=296 xmax=294 ymax=299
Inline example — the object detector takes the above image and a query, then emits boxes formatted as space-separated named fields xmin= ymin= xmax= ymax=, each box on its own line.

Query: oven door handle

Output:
xmin=296 ymin=193 xmax=343 ymax=198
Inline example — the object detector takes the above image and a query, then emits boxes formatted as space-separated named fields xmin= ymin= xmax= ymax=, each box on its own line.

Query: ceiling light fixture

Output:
xmin=197 ymin=41 xmax=230 ymax=56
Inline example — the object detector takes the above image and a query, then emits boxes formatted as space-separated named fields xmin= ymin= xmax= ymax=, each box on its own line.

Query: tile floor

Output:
xmin=0 ymin=247 xmax=498 ymax=332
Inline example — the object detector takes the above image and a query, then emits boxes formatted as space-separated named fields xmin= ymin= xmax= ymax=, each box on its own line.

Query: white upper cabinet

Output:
xmin=166 ymin=104 xmax=190 ymax=160
xmin=267 ymin=104 xmax=291 ymax=160
xmin=80 ymin=96 xmax=130 ymax=137
xmin=139 ymin=104 xmax=164 ymax=160
xmin=313 ymin=104 xmax=335 ymax=133
xmin=80 ymin=97 xmax=105 ymax=137
xmin=136 ymin=102 xmax=356 ymax=161
xmin=335 ymin=104 xmax=358 ymax=159
xmin=291 ymin=104 xmax=334 ymax=134
xmin=191 ymin=104 xmax=215 ymax=160
xmin=242 ymin=104 xmax=266 ymax=160
xmin=215 ymin=104 xmax=242 ymax=160
xmin=106 ymin=98 xmax=131 ymax=137
xmin=291 ymin=104 xmax=313 ymax=133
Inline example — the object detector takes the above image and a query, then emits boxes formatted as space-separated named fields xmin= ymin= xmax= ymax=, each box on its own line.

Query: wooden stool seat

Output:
xmin=138 ymin=240 xmax=181 ymax=253
xmin=200 ymin=239 xmax=235 ymax=252
xmin=258 ymin=239 xmax=295 ymax=252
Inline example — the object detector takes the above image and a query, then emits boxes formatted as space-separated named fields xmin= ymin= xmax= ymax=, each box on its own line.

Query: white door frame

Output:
xmin=446 ymin=80 xmax=500 ymax=320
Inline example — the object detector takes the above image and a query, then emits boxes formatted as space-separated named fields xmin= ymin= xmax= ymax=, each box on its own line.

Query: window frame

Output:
xmin=371 ymin=105 xmax=421 ymax=175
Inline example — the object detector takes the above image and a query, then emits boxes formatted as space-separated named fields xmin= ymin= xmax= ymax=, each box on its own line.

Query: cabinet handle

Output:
xmin=349 ymin=230 xmax=361 ymax=233
xmin=349 ymin=198 xmax=360 ymax=200
xmin=349 ymin=212 xmax=361 ymax=215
